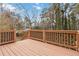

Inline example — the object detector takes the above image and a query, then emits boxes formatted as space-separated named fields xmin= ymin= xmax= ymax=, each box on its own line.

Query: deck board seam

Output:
xmin=12 ymin=44 xmax=30 ymax=56
xmin=0 ymin=46 xmax=3 ymax=56
xmin=3 ymin=45 xmax=15 ymax=56
xmin=0 ymin=46 xmax=5 ymax=56
xmin=3 ymin=45 xmax=11 ymax=56
xmin=18 ymin=42 xmax=48 ymax=56
xmin=6 ymin=44 xmax=21 ymax=56
xmin=9 ymin=44 xmax=27 ymax=56
xmin=16 ymin=43 xmax=40 ymax=56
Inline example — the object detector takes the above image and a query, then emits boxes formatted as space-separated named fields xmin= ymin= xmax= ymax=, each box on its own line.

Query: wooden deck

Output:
xmin=0 ymin=39 xmax=79 ymax=56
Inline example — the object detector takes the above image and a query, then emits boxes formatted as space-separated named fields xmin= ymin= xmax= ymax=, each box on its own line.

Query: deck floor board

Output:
xmin=0 ymin=46 xmax=3 ymax=56
xmin=0 ymin=39 xmax=79 ymax=56
xmin=1 ymin=46 xmax=10 ymax=56
xmin=3 ymin=45 xmax=15 ymax=56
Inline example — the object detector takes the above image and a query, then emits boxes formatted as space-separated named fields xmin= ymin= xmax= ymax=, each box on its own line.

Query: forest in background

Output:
xmin=0 ymin=3 xmax=79 ymax=30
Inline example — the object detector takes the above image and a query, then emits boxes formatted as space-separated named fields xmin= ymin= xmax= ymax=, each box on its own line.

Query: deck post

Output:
xmin=14 ymin=29 xmax=16 ymax=42
xmin=76 ymin=31 xmax=79 ymax=51
xmin=43 ymin=30 xmax=46 ymax=43
xmin=28 ymin=30 xmax=31 ymax=39
xmin=0 ymin=30 xmax=1 ymax=44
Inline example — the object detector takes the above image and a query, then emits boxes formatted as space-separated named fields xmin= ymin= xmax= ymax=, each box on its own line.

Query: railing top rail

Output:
xmin=30 ymin=29 xmax=79 ymax=34
xmin=30 ymin=30 xmax=43 ymax=32
xmin=0 ymin=29 xmax=15 ymax=32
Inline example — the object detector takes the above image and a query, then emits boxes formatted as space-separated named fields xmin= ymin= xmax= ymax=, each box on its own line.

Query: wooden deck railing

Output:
xmin=0 ymin=29 xmax=78 ymax=51
xmin=16 ymin=30 xmax=29 ymax=40
xmin=29 ymin=30 xmax=43 ymax=41
xmin=28 ymin=30 xmax=79 ymax=51
xmin=0 ymin=29 xmax=16 ymax=45
xmin=21 ymin=30 xmax=29 ymax=39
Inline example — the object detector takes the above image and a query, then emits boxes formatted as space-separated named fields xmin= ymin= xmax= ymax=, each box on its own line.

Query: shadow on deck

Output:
xmin=0 ymin=39 xmax=79 ymax=56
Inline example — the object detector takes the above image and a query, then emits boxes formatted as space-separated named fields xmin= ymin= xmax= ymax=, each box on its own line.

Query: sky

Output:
xmin=1 ymin=3 xmax=49 ymax=22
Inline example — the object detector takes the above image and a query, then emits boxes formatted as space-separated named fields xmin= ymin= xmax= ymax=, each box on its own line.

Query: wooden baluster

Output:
xmin=54 ymin=32 xmax=55 ymax=42
xmin=49 ymin=32 xmax=50 ymax=41
xmin=3 ymin=32 xmax=4 ymax=44
xmin=3 ymin=32 xmax=5 ymax=43
xmin=14 ymin=29 xmax=16 ymax=42
xmin=67 ymin=34 xmax=69 ymax=46
xmin=6 ymin=32 xmax=9 ymax=42
xmin=57 ymin=33 xmax=59 ymax=43
xmin=4 ymin=32 xmax=6 ymax=42
xmin=8 ymin=32 xmax=10 ymax=41
xmin=11 ymin=32 xmax=12 ymax=41
xmin=43 ymin=30 xmax=45 ymax=42
xmin=52 ymin=32 xmax=53 ymax=42
xmin=56 ymin=33 xmax=57 ymax=43
xmin=55 ymin=33 xmax=58 ymax=43
xmin=60 ymin=33 xmax=62 ymax=44
xmin=10 ymin=32 xmax=12 ymax=40
xmin=11 ymin=32 xmax=13 ymax=41
xmin=5 ymin=32 xmax=6 ymax=43
xmin=51 ymin=32 xmax=53 ymax=42
xmin=73 ymin=34 xmax=76 ymax=46
xmin=66 ymin=33 xmax=68 ymax=46
xmin=12 ymin=32 xmax=13 ymax=41
xmin=69 ymin=34 xmax=72 ymax=47
xmin=4 ymin=32 xmax=5 ymax=43
xmin=69 ymin=34 xmax=71 ymax=47
xmin=56 ymin=32 xmax=57 ymax=43
xmin=63 ymin=33 xmax=65 ymax=46
xmin=54 ymin=33 xmax=56 ymax=42
xmin=57 ymin=33 xmax=59 ymax=44
xmin=57 ymin=32 xmax=58 ymax=43
xmin=58 ymin=33 xmax=60 ymax=44
xmin=63 ymin=33 xmax=64 ymax=44
xmin=1 ymin=32 xmax=2 ymax=43
xmin=8 ymin=32 xmax=10 ymax=42
xmin=9 ymin=32 xmax=11 ymax=41
xmin=3 ymin=32 xmax=4 ymax=43
xmin=9 ymin=32 xmax=10 ymax=42
xmin=1 ymin=32 xmax=3 ymax=43
xmin=62 ymin=33 xmax=64 ymax=45
xmin=76 ymin=32 xmax=79 ymax=51
xmin=49 ymin=32 xmax=51 ymax=41
xmin=0 ymin=32 xmax=1 ymax=44
xmin=65 ymin=33 xmax=67 ymax=45
xmin=55 ymin=32 xmax=57 ymax=43
xmin=51 ymin=32 xmax=52 ymax=42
